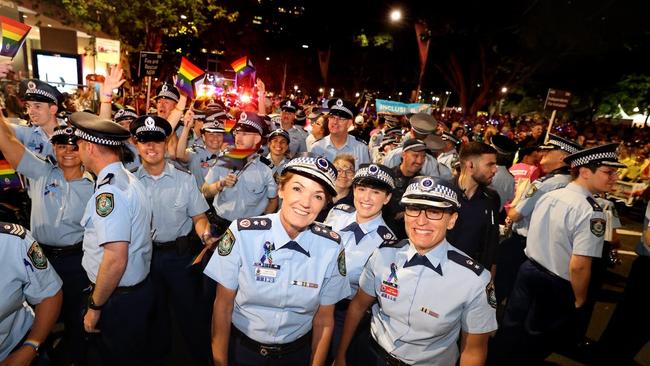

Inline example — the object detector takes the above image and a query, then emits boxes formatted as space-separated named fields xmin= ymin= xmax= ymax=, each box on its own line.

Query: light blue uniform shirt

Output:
xmin=309 ymin=135 xmax=370 ymax=169
xmin=513 ymin=170 xmax=571 ymax=237
xmin=436 ymin=149 xmax=458 ymax=173
xmin=288 ymin=126 xmax=308 ymax=158
xmin=80 ymin=162 xmax=152 ymax=286
xmin=11 ymin=124 xmax=56 ymax=160
xmin=186 ymin=145 xmax=220 ymax=188
xmin=324 ymin=205 xmax=397 ymax=298
xmin=134 ymin=162 xmax=209 ymax=243
xmin=0 ymin=226 xmax=62 ymax=360
xmin=204 ymin=213 xmax=350 ymax=344
xmin=383 ymin=146 xmax=452 ymax=180
xmin=359 ymin=239 xmax=497 ymax=365
xmin=16 ymin=149 xmax=94 ymax=246
xmin=637 ymin=202 xmax=650 ymax=256
xmin=123 ymin=143 xmax=142 ymax=172
xmin=204 ymin=155 xmax=278 ymax=222
xmin=489 ymin=165 xmax=514 ymax=210
xmin=266 ymin=154 xmax=289 ymax=177
xmin=524 ymin=182 xmax=606 ymax=280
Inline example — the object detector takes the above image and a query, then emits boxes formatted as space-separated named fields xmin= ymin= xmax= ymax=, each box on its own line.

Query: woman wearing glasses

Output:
xmin=316 ymin=154 xmax=356 ymax=222
xmin=334 ymin=176 xmax=497 ymax=366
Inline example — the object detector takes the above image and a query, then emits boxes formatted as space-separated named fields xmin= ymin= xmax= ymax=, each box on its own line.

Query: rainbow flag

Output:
xmin=0 ymin=16 xmax=31 ymax=59
xmin=176 ymin=57 xmax=204 ymax=99
xmin=0 ymin=159 xmax=22 ymax=190
xmin=216 ymin=147 xmax=257 ymax=170
xmin=231 ymin=56 xmax=254 ymax=74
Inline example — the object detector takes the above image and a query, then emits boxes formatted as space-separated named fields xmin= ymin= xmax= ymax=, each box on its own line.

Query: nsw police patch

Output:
xmin=337 ymin=250 xmax=347 ymax=276
xmin=486 ymin=282 xmax=497 ymax=309
xmin=28 ymin=241 xmax=48 ymax=270
xmin=525 ymin=184 xmax=538 ymax=198
xmin=95 ymin=193 xmax=114 ymax=217
xmin=217 ymin=229 xmax=235 ymax=256
xmin=590 ymin=218 xmax=606 ymax=237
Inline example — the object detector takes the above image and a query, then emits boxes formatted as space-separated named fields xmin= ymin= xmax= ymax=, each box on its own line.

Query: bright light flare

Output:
xmin=390 ymin=9 xmax=402 ymax=22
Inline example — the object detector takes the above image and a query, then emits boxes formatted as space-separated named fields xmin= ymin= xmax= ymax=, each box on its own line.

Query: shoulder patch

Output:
xmin=27 ymin=241 xmax=48 ymax=269
xmin=586 ymin=197 xmax=603 ymax=212
xmin=96 ymin=173 xmax=115 ymax=189
xmin=379 ymin=238 xmax=409 ymax=249
xmin=0 ymin=222 xmax=26 ymax=238
xmin=217 ymin=228 xmax=235 ymax=256
xmin=337 ymin=250 xmax=347 ymax=276
xmin=237 ymin=217 xmax=272 ymax=231
xmin=377 ymin=226 xmax=398 ymax=246
xmin=447 ymin=250 xmax=483 ymax=276
xmin=590 ymin=218 xmax=606 ymax=237
xmin=95 ymin=192 xmax=114 ymax=217
xmin=525 ymin=184 xmax=539 ymax=198
xmin=333 ymin=203 xmax=355 ymax=213
xmin=310 ymin=222 xmax=341 ymax=244
xmin=170 ymin=161 xmax=191 ymax=174
xmin=259 ymin=155 xmax=274 ymax=169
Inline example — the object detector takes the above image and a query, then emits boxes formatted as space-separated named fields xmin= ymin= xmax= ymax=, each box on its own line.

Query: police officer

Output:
xmin=309 ymin=98 xmax=370 ymax=169
xmin=382 ymin=113 xmax=452 ymax=179
xmin=130 ymin=115 xmax=215 ymax=365
xmin=12 ymin=79 xmax=65 ymax=160
xmin=335 ymin=176 xmax=498 ymax=365
xmin=177 ymin=107 xmax=227 ymax=188
xmin=324 ymin=163 xmax=397 ymax=363
xmin=437 ymin=131 xmax=461 ymax=172
xmin=201 ymin=111 xmax=278 ymax=233
xmin=278 ymin=100 xmax=307 ymax=157
xmin=113 ymin=107 xmax=141 ymax=171
xmin=0 ymin=117 xmax=93 ymax=363
xmin=70 ymin=111 xmax=154 ymax=365
xmin=491 ymin=143 xmax=624 ymax=365
xmin=267 ymin=128 xmax=291 ymax=178
xmin=496 ymin=134 xmax=582 ymax=303
xmin=488 ymin=134 xmax=518 ymax=212
xmin=204 ymin=155 xmax=350 ymax=366
xmin=0 ymin=224 xmax=63 ymax=364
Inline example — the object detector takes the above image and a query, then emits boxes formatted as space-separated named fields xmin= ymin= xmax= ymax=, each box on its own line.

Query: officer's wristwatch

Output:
xmin=88 ymin=296 xmax=104 ymax=311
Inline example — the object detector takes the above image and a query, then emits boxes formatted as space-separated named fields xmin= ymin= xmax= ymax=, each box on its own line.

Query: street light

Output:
xmin=390 ymin=9 xmax=402 ymax=22
xmin=294 ymin=85 xmax=299 ymax=91
xmin=355 ymin=92 xmax=360 ymax=98
xmin=302 ymin=44 xmax=309 ymax=49
xmin=265 ymin=57 xmax=270 ymax=61
xmin=501 ymin=86 xmax=508 ymax=94
xmin=318 ymin=88 xmax=324 ymax=93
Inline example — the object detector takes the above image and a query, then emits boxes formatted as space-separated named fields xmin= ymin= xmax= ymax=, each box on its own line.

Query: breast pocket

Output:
xmin=242 ymin=172 xmax=265 ymax=203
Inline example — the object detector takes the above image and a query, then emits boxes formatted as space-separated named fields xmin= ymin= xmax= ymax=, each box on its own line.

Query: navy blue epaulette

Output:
xmin=310 ymin=222 xmax=341 ymax=244
xmin=0 ymin=222 xmax=26 ymax=239
xmin=36 ymin=154 xmax=56 ymax=166
xmin=379 ymin=238 xmax=408 ymax=249
xmin=96 ymin=173 xmax=114 ymax=189
xmin=129 ymin=166 xmax=139 ymax=174
xmin=237 ymin=217 xmax=272 ymax=230
xmin=333 ymin=203 xmax=355 ymax=213
xmin=586 ymin=197 xmax=603 ymax=212
xmin=447 ymin=250 xmax=483 ymax=276
xmin=170 ymin=160 xmax=191 ymax=175
xmin=537 ymin=174 xmax=555 ymax=183
xmin=377 ymin=226 xmax=398 ymax=246
xmin=259 ymin=155 xmax=274 ymax=169
xmin=354 ymin=135 xmax=368 ymax=145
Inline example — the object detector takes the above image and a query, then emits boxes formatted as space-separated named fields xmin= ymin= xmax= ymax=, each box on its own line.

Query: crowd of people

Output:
xmin=0 ymin=61 xmax=648 ymax=366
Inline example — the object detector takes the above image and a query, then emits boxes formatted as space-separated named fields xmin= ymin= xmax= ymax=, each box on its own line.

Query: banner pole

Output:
xmin=145 ymin=76 xmax=152 ymax=114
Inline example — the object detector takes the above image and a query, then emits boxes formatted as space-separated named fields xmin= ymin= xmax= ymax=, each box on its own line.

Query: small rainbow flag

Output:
xmin=0 ymin=16 xmax=31 ymax=59
xmin=216 ymin=147 xmax=257 ymax=170
xmin=222 ymin=119 xmax=237 ymax=145
xmin=176 ymin=57 xmax=204 ymax=99
xmin=0 ymin=159 xmax=22 ymax=190
xmin=231 ymin=56 xmax=254 ymax=74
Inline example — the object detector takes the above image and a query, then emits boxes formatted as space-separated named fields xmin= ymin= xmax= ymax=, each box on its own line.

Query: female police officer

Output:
xmin=324 ymin=163 xmax=397 ymax=362
xmin=204 ymin=154 xmax=350 ymax=366
xmin=334 ymin=176 xmax=498 ymax=366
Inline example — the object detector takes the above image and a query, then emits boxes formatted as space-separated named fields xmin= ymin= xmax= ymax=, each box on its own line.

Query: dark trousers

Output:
xmin=489 ymin=259 xmax=576 ymax=365
xmin=596 ymin=255 xmax=649 ymax=365
xmin=494 ymin=232 xmax=527 ymax=304
xmin=367 ymin=337 xmax=409 ymax=366
xmin=84 ymin=277 xmax=154 ymax=366
xmin=227 ymin=330 xmax=311 ymax=366
xmin=150 ymin=240 xmax=211 ymax=366
xmin=327 ymin=300 xmax=372 ymax=364
xmin=43 ymin=245 xmax=89 ymax=365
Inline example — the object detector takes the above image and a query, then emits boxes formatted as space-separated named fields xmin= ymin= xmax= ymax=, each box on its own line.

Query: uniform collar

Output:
xmin=565 ymin=181 xmax=593 ymax=198
xmin=405 ymin=239 xmax=449 ymax=275
xmin=325 ymin=135 xmax=353 ymax=149
xmin=269 ymin=213 xmax=309 ymax=252
xmin=97 ymin=161 xmax=124 ymax=182
xmin=135 ymin=161 xmax=174 ymax=179
xmin=357 ymin=213 xmax=384 ymax=235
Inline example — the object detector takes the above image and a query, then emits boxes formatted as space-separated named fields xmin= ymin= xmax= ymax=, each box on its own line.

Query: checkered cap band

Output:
xmin=330 ymin=100 xmax=353 ymax=118
xmin=569 ymin=151 xmax=619 ymax=168
xmin=25 ymin=88 xmax=58 ymax=104
xmin=237 ymin=118 xmax=264 ymax=135
xmin=52 ymin=127 xmax=75 ymax=139
xmin=202 ymin=121 xmax=225 ymax=132
xmin=546 ymin=136 xmax=581 ymax=154
xmin=354 ymin=164 xmax=395 ymax=189
xmin=206 ymin=110 xmax=227 ymax=122
xmin=114 ymin=109 xmax=138 ymax=121
xmin=442 ymin=132 xmax=460 ymax=145
xmin=282 ymin=155 xmax=337 ymax=192
xmin=402 ymin=177 xmax=460 ymax=209
xmin=135 ymin=125 xmax=166 ymax=135
xmin=74 ymin=129 xmax=124 ymax=146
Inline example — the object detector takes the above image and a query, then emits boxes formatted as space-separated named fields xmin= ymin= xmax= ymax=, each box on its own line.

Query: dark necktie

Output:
xmin=341 ymin=222 xmax=365 ymax=245
xmin=404 ymin=254 xmax=442 ymax=276
xmin=278 ymin=241 xmax=310 ymax=257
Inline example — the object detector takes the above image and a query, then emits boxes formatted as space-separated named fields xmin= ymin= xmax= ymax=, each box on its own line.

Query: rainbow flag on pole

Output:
xmin=176 ymin=57 xmax=204 ymax=99
xmin=0 ymin=16 xmax=31 ymax=59
xmin=231 ymin=56 xmax=254 ymax=74
xmin=0 ymin=159 xmax=22 ymax=190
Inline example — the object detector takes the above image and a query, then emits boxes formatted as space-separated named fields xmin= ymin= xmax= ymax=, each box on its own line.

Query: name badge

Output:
xmin=254 ymin=263 xmax=280 ymax=283
xmin=380 ymin=280 xmax=399 ymax=301
xmin=291 ymin=280 xmax=319 ymax=289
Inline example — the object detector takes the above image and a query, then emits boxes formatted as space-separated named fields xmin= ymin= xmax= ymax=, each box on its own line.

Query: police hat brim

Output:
xmin=352 ymin=177 xmax=392 ymax=193
xmin=235 ymin=124 xmax=263 ymax=135
xmin=327 ymin=109 xmax=353 ymax=120
xmin=283 ymin=168 xmax=337 ymax=197
xmin=135 ymin=131 xmax=167 ymax=142
xmin=401 ymin=196 xmax=455 ymax=210
xmin=51 ymin=136 xmax=78 ymax=145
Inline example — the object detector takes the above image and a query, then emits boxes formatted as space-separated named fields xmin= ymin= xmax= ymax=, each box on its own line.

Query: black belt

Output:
xmin=527 ymin=258 xmax=565 ymax=281
xmin=90 ymin=275 xmax=149 ymax=295
xmin=153 ymin=235 xmax=190 ymax=250
xmin=369 ymin=337 xmax=409 ymax=366
xmin=40 ymin=242 xmax=82 ymax=258
xmin=231 ymin=325 xmax=311 ymax=358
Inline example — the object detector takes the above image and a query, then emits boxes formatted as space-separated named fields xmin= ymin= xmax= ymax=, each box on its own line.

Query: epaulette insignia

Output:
xmin=259 ymin=156 xmax=274 ymax=169
xmin=0 ymin=222 xmax=26 ymax=238
xmin=170 ymin=161 xmax=191 ymax=174
xmin=377 ymin=226 xmax=398 ymax=246
xmin=310 ymin=222 xmax=340 ymax=244
xmin=380 ymin=238 xmax=408 ymax=249
xmin=447 ymin=250 xmax=483 ymax=276
xmin=96 ymin=173 xmax=114 ymax=189
xmin=333 ymin=203 xmax=355 ymax=213
xmin=237 ymin=217 xmax=272 ymax=231
xmin=586 ymin=197 xmax=603 ymax=212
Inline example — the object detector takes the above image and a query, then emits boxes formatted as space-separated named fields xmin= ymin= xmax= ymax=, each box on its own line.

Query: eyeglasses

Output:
xmin=329 ymin=116 xmax=348 ymax=124
xmin=597 ymin=168 xmax=619 ymax=177
xmin=335 ymin=167 xmax=355 ymax=177
xmin=404 ymin=206 xmax=446 ymax=220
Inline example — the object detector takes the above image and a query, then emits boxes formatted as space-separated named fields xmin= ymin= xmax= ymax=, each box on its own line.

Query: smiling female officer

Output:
xmin=334 ymin=176 xmax=498 ymax=366
xmin=204 ymin=154 xmax=350 ymax=366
